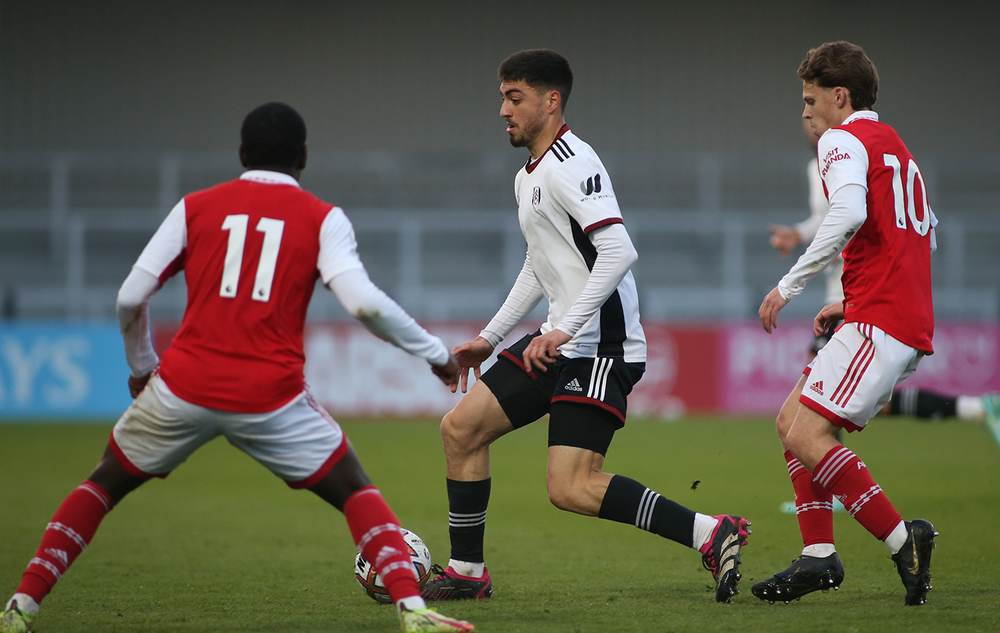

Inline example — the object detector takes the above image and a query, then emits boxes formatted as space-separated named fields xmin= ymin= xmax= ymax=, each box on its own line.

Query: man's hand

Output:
xmin=431 ymin=354 xmax=461 ymax=389
xmin=449 ymin=337 xmax=495 ymax=393
xmin=768 ymin=224 xmax=801 ymax=258
xmin=128 ymin=371 xmax=154 ymax=398
xmin=759 ymin=286 xmax=790 ymax=334
xmin=523 ymin=329 xmax=571 ymax=373
xmin=814 ymin=301 xmax=845 ymax=337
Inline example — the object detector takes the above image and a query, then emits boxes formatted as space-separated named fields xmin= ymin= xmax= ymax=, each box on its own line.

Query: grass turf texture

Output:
xmin=1 ymin=417 xmax=998 ymax=632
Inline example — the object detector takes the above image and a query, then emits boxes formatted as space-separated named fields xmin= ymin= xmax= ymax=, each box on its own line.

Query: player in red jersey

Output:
xmin=755 ymin=42 xmax=938 ymax=606
xmin=0 ymin=103 xmax=473 ymax=633
xmin=769 ymin=121 xmax=995 ymax=423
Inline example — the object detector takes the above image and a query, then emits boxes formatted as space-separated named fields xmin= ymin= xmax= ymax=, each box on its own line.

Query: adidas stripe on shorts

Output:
xmin=482 ymin=331 xmax=644 ymax=454
xmin=799 ymin=322 xmax=923 ymax=432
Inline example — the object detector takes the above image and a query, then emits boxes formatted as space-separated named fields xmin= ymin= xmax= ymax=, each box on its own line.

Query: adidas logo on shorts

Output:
xmin=810 ymin=381 xmax=824 ymax=396
xmin=565 ymin=378 xmax=583 ymax=392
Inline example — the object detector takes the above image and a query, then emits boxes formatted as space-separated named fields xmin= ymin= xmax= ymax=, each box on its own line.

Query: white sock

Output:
xmin=691 ymin=513 xmax=720 ymax=551
xmin=801 ymin=543 xmax=836 ymax=558
xmin=884 ymin=521 xmax=909 ymax=554
xmin=8 ymin=594 xmax=39 ymax=615
xmin=396 ymin=596 xmax=426 ymax=613
xmin=957 ymin=395 xmax=985 ymax=420
xmin=448 ymin=559 xmax=485 ymax=578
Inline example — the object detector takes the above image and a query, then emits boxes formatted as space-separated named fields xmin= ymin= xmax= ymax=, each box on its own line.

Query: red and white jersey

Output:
xmin=132 ymin=170 xmax=365 ymax=412
xmin=820 ymin=111 xmax=935 ymax=353
xmin=512 ymin=126 xmax=645 ymax=362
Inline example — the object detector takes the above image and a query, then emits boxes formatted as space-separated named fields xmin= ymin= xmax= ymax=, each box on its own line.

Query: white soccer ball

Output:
xmin=354 ymin=528 xmax=433 ymax=604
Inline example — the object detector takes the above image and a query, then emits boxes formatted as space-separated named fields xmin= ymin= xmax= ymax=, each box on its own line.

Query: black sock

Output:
xmin=598 ymin=475 xmax=696 ymax=546
xmin=891 ymin=388 xmax=956 ymax=419
xmin=446 ymin=478 xmax=490 ymax=564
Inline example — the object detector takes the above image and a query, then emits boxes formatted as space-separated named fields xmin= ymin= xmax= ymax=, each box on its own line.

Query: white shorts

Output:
xmin=800 ymin=322 xmax=923 ymax=432
xmin=110 ymin=374 xmax=346 ymax=488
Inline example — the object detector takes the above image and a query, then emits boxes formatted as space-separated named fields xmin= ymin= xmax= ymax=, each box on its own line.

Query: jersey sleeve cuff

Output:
xmin=479 ymin=330 xmax=503 ymax=349
xmin=584 ymin=217 xmax=623 ymax=233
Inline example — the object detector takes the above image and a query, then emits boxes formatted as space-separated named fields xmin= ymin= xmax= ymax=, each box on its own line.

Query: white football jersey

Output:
xmin=514 ymin=127 xmax=646 ymax=362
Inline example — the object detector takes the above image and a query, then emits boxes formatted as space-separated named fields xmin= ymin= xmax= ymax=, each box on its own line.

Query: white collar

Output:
xmin=240 ymin=170 xmax=301 ymax=188
xmin=842 ymin=110 xmax=879 ymax=125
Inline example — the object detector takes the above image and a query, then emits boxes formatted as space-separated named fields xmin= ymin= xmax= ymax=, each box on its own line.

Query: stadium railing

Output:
xmin=0 ymin=149 xmax=997 ymax=321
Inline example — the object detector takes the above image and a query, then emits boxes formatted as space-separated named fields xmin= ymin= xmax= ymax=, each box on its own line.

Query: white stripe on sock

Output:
xmin=635 ymin=488 xmax=660 ymax=531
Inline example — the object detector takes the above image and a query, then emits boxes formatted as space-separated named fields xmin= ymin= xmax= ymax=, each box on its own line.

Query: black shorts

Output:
xmin=481 ymin=332 xmax=645 ymax=456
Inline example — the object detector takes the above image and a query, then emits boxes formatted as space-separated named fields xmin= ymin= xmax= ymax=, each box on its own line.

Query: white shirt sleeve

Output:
xmin=116 ymin=266 xmax=161 ymax=377
xmin=777 ymin=129 xmax=870 ymax=301
xmin=818 ymin=128 xmax=869 ymax=197
xmin=549 ymin=153 xmax=623 ymax=230
xmin=117 ymin=199 xmax=190 ymax=377
xmin=778 ymin=183 xmax=866 ymax=300
xmin=325 ymin=267 xmax=449 ymax=366
xmin=556 ymin=223 xmax=637 ymax=336
xmin=480 ymin=254 xmax=544 ymax=348
xmin=794 ymin=158 xmax=828 ymax=242
xmin=133 ymin=199 xmax=187 ymax=278
xmin=317 ymin=207 xmax=366 ymax=284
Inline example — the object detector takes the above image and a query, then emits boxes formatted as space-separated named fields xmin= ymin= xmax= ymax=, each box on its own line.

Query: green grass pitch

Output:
xmin=2 ymin=416 xmax=999 ymax=632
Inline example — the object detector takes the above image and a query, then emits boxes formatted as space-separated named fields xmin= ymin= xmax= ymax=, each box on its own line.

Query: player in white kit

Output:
xmin=420 ymin=50 xmax=749 ymax=605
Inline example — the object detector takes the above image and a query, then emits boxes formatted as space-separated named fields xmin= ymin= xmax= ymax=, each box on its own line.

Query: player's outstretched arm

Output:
xmin=450 ymin=337 xmax=495 ymax=394
xmin=759 ymin=286 xmax=789 ymax=334
xmin=327 ymin=268 xmax=451 ymax=370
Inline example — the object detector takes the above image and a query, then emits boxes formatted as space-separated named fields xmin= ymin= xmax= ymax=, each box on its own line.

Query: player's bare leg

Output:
xmin=423 ymin=381 xmax=513 ymax=600
xmin=440 ymin=380 xmax=514 ymax=481
xmin=545 ymin=442 xmax=748 ymax=603
xmin=545 ymin=445 xmax=611 ymax=516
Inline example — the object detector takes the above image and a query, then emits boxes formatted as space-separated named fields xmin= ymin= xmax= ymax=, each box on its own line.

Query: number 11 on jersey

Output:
xmin=220 ymin=214 xmax=285 ymax=302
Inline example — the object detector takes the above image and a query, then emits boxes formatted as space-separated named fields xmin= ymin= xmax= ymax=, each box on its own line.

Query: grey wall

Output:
xmin=2 ymin=0 xmax=997 ymax=155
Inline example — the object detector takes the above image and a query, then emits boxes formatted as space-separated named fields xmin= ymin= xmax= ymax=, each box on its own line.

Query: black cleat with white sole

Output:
xmin=751 ymin=552 xmax=845 ymax=603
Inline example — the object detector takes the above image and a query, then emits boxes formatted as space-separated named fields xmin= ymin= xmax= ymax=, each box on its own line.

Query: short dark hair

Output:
xmin=498 ymin=49 xmax=573 ymax=111
xmin=240 ymin=102 xmax=306 ymax=169
xmin=798 ymin=41 xmax=879 ymax=111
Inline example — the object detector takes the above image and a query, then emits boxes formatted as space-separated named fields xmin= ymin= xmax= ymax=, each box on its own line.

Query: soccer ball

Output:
xmin=354 ymin=528 xmax=433 ymax=604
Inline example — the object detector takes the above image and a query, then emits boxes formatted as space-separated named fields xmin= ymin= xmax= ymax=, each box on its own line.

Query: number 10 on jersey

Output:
xmin=883 ymin=153 xmax=931 ymax=236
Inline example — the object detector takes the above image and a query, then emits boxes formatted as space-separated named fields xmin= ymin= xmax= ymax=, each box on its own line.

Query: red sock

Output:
xmin=17 ymin=480 xmax=114 ymax=605
xmin=786 ymin=450 xmax=834 ymax=547
xmin=813 ymin=446 xmax=901 ymax=541
xmin=343 ymin=486 xmax=420 ymax=603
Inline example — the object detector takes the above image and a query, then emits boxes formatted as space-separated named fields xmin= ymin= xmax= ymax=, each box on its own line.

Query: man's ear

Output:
xmin=547 ymin=90 xmax=562 ymax=114
xmin=835 ymin=86 xmax=851 ymax=109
